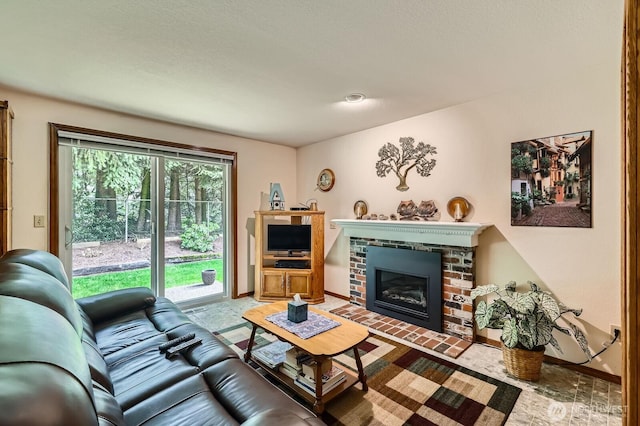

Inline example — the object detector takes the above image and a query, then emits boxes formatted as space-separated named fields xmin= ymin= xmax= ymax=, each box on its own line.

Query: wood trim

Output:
xmin=48 ymin=123 xmax=239 ymax=298
xmin=49 ymin=122 xmax=237 ymax=159
xmin=49 ymin=124 xmax=60 ymax=254
xmin=324 ymin=290 xmax=350 ymax=301
xmin=231 ymin=155 xmax=239 ymax=299
xmin=475 ymin=336 xmax=622 ymax=385
xmin=623 ymin=1 xmax=640 ymax=424
xmin=0 ymin=101 xmax=12 ymax=256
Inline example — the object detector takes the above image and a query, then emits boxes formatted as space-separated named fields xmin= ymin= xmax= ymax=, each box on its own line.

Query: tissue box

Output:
xmin=287 ymin=300 xmax=308 ymax=323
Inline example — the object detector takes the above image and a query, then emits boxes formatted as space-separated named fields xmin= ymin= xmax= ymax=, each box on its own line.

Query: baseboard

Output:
xmin=475 ymin=336 xmax=621 ymax=384
xmin=324 ymin=290 xmax=350 ymax=301
xmin=235 ymin=291 xmax=254 ymax=299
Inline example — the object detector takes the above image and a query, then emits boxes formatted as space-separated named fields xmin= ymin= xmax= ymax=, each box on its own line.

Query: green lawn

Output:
xmin=72 ymin=259 xmax=224 ymax=299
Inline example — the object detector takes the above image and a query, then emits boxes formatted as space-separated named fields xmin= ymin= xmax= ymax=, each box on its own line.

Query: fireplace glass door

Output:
xmin=366 ymin=245 xmax=442 ymax=332
xmin=376 ymin=270 xmax=429 ymax=315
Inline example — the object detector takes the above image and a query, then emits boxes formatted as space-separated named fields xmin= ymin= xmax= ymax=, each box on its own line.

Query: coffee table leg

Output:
xmin=312 ymin=356 xmax=327 ymax=414
xmin=353 ymin=345 xmax=368 ymax=391
xmin=243 ymin=325 xmax=258 ymax=363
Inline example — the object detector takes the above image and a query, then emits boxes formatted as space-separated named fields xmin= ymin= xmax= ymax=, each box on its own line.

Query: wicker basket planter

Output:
xmin=501 ymin=343 xmax=545 ymax=381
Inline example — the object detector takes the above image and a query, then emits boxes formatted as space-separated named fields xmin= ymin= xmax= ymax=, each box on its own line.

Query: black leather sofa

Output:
xmin=0 ymin=249 xmax=324 ymax=426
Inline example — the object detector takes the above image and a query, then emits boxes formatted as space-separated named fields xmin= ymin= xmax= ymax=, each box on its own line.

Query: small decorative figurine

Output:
xmin=397 ymin=200 xmax=418 ymax=220
xmin=269 ymin=183 xmax=285 ymax=210
xmin=416 ymin=200 xmax=439 ymax=220
xmin=396 ymin=199 xmax=439 ymax=220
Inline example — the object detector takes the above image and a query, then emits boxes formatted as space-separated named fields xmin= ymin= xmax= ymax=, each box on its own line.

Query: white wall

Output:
xmin=296 ymin=61 xmax=622 ymax=375
xmin=0 ymin=86 xmax=298 ymax=296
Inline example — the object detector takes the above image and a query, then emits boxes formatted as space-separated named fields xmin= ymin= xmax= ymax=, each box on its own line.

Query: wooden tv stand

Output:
xmin=254 ymin=210 xmax=324 ymax=303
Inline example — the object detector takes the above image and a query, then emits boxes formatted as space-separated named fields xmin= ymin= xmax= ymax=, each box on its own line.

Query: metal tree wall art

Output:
xmin=375 ymin=137 xmax=438 ymax=191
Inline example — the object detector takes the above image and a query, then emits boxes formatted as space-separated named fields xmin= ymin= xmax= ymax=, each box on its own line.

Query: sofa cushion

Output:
xmin=93 ymin=382 xmax=125 ymax=426
xmin=166 ymin=323 xmax=239 ymax=369
xmin=203 ymin=358 xmax=320 ymax=424
xmin=94 ymin=309 xmax=164 ymax=356
xmin=0 ymin=262 xmax=84 ymax=335
xmin=241 ymin=409 xmax=327 ymax=426
xmin=84 ymin=337 xmax=115 ymax=394
xmin=107 ymin=333 xmax=200 ymax=410
xmin=102 ymin=326 xmax=237 ymax=409
xmin=0 ymin=248 xmax=71 ymax=288
xmin=123 ymin=374 xmax=241 ymax=426
xmin=0 ymin=296 xmax=97 ymax=426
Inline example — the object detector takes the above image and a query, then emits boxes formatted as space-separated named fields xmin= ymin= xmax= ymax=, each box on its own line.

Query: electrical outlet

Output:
xmin=33 ymin=215 xmax=45 ymax=228
xmin=610 ymin=324 xmax=621 ymax=342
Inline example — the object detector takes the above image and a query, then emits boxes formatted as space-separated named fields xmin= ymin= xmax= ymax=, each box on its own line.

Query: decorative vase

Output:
xmin=201 ymin=269 xmax=217 ymax=285
xmin=501 ymin=343 xmax=545 ymax=381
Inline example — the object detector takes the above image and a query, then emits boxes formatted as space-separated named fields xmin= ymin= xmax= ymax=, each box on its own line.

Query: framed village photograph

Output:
xmin=511 ymin=130 xmax=592 ymax=228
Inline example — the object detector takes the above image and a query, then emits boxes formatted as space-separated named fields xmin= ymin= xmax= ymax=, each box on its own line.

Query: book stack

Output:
xmin=272 ymin=346 xmax=348 ymax=396
xmin=252 ymin=341 xmax=292 ymax=369
xmin=301 ymin=357 xmax=333 ymax=380
xmin=278 ymin=347 xmax=309 ymax=379
xmin=294 ymin=365 xmax=347 ymax=395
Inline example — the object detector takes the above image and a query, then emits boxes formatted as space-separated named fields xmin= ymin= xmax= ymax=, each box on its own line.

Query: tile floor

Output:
xmin=184 ymin=295 xmax=623 ymax=425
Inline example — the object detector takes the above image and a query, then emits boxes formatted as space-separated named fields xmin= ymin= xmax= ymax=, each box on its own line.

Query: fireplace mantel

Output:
xmin=331 ymin=219 xmax=492 ymax=247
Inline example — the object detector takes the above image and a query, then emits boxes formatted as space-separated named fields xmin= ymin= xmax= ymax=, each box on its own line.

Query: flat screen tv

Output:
xmin=267 ymin=224 xmax=311 ymax=254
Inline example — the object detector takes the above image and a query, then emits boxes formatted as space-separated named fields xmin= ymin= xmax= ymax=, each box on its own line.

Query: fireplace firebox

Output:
xmin=365 ymin=246 xmax=442 ymax=332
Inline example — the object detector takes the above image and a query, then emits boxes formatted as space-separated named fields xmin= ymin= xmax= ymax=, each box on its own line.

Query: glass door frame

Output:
xmin=49 ymin=123 xmax=238 ymax=304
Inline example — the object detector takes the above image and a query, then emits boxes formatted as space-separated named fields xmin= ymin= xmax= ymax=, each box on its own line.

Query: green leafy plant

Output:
xmin=539 ymin=156 xmax=551 ymax=177
xmin=511 ymin=192 xmax=531 ymax=218
xmin=471 ymin=281 xmax=591 ymax=360
xmin=180 ymin=222 xmax=220 ymax=252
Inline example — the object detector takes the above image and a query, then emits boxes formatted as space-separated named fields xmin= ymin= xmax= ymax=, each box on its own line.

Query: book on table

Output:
xmin=285 ymin=347 xmax=311 ymax=368
xmin=294 ymin=370 xmax=347 ymax=395
xmin=301 ymin=357 xmax=333 ymax=380
xmin=296 ymin=365 xmax=346 ymax=390
xmin=279 ymin=362 xmax=300 ymax=379
xmin=252 ymin=341 xmax=292 ymax=369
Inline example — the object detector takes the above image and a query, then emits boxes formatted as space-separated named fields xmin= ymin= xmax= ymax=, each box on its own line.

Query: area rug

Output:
xmin=213 ymin=322 xmax=521 ymax=426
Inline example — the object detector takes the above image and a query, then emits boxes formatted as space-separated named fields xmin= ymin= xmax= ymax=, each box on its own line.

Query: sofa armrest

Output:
xmin=76 ymin=287 xmax=156 ymax=324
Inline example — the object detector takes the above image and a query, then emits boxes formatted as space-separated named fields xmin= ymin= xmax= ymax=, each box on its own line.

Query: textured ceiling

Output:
xmin=0 ymin=1 xmax=623 ymax=146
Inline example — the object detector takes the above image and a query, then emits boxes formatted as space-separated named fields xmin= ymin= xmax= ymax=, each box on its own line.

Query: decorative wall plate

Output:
xmin=317 ymin=168 xmax=335 ymax=192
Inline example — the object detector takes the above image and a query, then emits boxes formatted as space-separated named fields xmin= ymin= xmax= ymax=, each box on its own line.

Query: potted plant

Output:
xmin=201 ymin=269 xmax=217 ymax=285
xmin=470 ymin=281 xmax=591 ymax=381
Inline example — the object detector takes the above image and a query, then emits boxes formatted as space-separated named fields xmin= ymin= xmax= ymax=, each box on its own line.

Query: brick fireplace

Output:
xmin=332 ymin=219 xmax=491 ymax=342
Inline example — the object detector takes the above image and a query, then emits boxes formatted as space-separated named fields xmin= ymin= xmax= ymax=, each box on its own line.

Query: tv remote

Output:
xmin=159 ymin=332 xmax=196 ymax=353
xmin=165 ymin=338 xmax=203 ymax=358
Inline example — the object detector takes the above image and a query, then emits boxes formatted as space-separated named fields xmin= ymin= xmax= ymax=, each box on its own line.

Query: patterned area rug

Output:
xmin=213 ymin=322 xmax=521 ymax=426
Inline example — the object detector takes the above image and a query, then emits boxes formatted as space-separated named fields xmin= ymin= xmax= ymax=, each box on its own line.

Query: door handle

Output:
xmin=64 ymin=226 xmax=73 ymax=249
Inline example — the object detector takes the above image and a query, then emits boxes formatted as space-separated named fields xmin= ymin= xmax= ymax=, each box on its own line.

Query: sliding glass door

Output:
xmin=55 ymin=129 xmax=234 ymax=307
xmin=162 ymin=158 xmax=227 ymax=303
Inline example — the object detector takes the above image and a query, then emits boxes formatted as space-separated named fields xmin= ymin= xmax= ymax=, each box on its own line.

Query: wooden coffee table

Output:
xmin=242 ymin=301 xmax=369 ymax=414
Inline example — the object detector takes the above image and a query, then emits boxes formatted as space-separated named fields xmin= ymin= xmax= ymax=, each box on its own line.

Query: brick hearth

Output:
xmin=330 ymin=303 xmax=471 ymax=358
